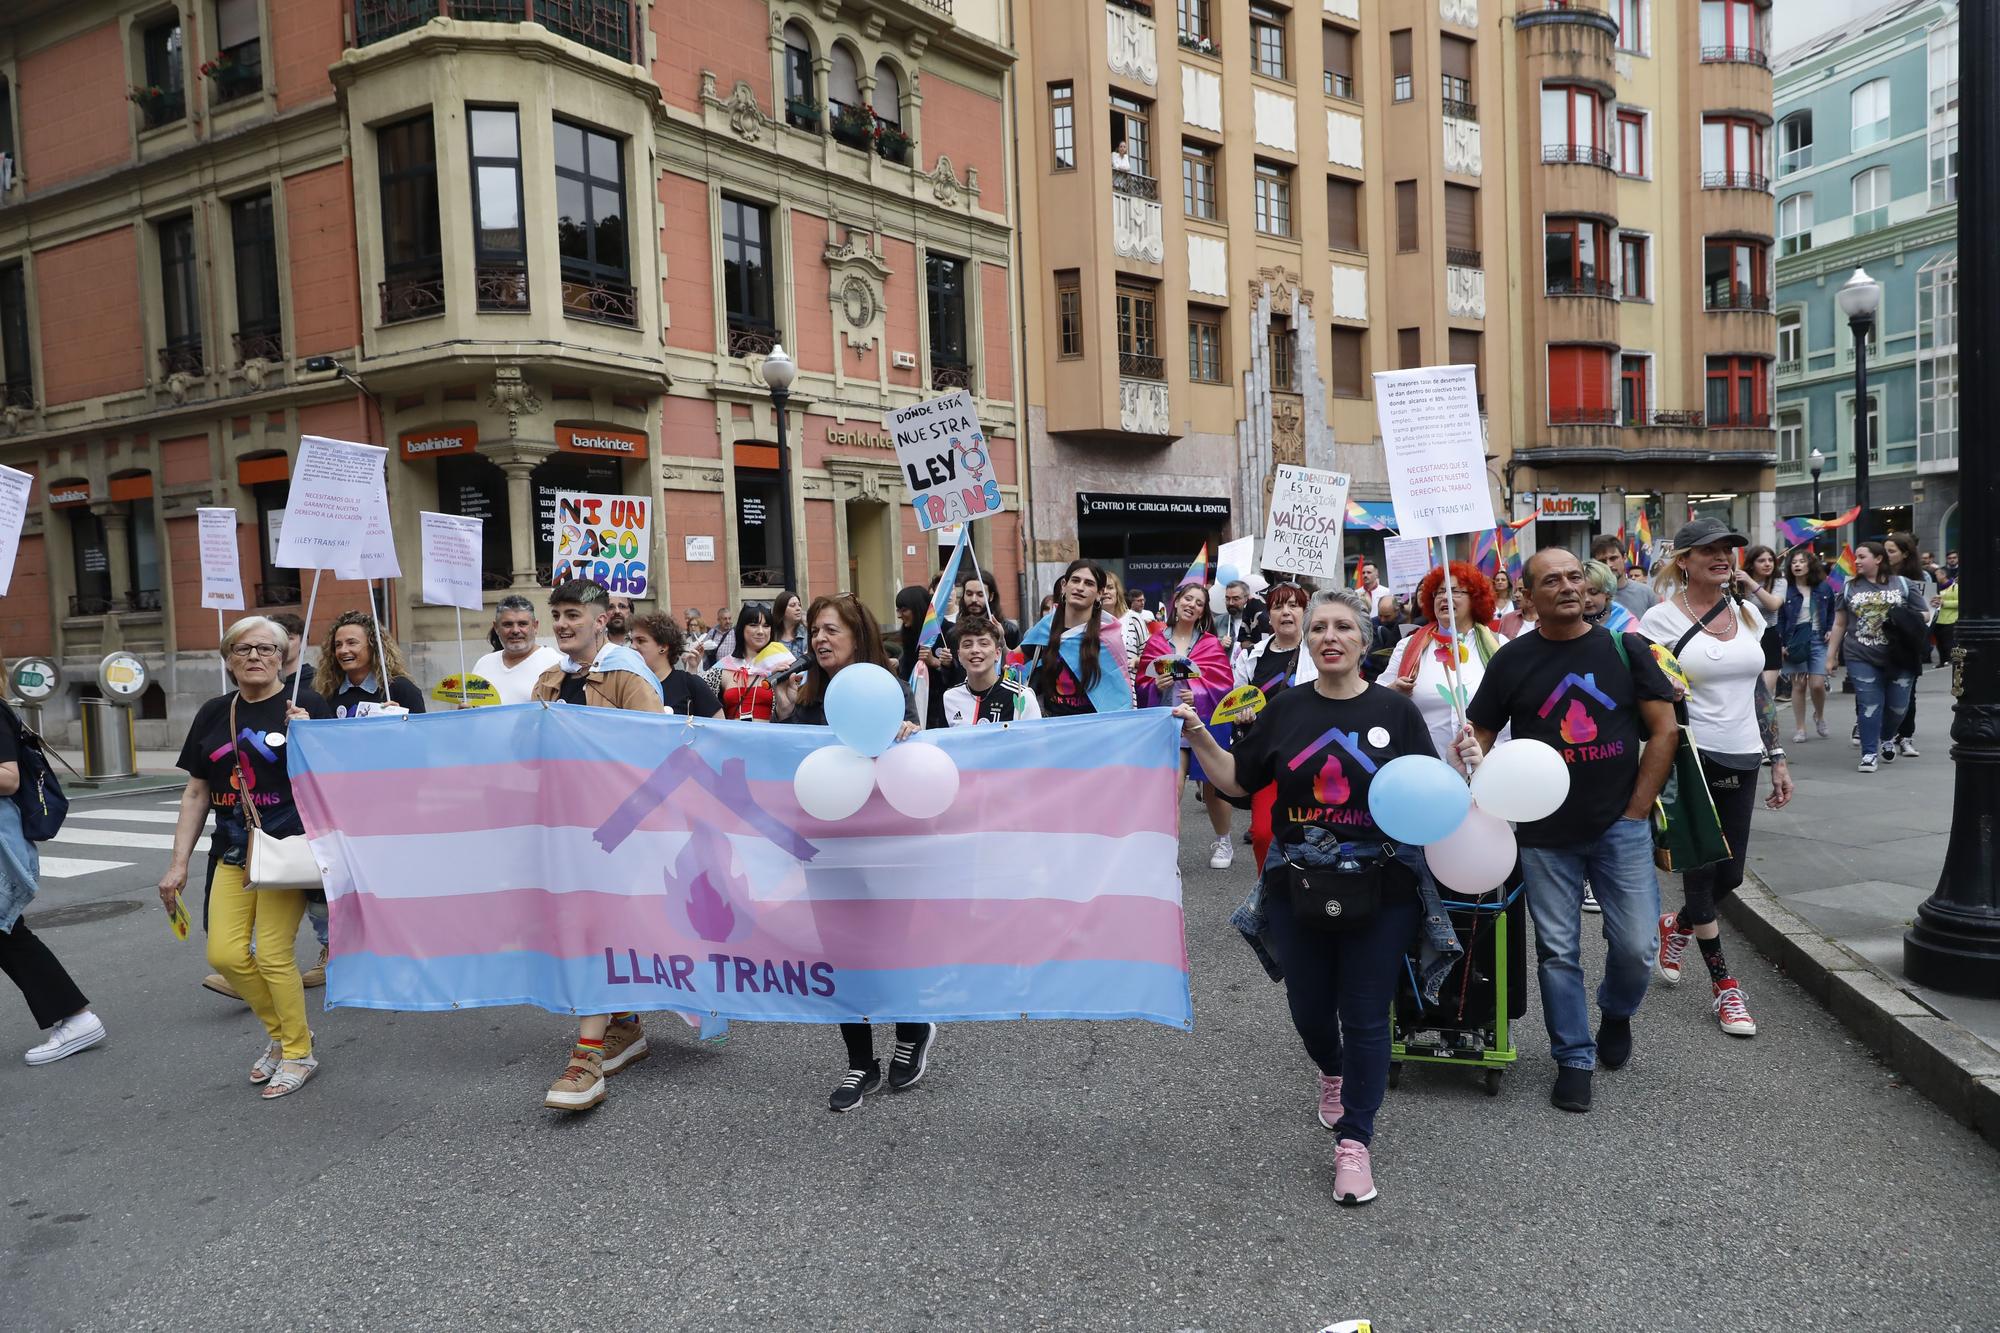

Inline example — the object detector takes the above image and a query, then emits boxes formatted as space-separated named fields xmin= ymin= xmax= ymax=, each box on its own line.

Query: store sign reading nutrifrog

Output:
xmin=557 ymin=425 xmax=649 ymax=458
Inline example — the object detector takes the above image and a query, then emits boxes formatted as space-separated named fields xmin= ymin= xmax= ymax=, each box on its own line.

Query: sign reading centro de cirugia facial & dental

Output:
xmin=882 ymin=389 xmax=1004 ymax=533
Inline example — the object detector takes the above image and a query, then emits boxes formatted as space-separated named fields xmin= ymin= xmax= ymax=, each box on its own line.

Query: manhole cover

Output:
xmin=25 ymin=899 xmax=149 ymax=929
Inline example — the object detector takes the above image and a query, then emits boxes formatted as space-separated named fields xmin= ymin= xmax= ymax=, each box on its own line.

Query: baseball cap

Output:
xmin=1668 ymin=517 xmax=1747 ymax=552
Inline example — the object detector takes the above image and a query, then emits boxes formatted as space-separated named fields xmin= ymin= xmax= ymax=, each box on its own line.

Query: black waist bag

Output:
xmin=1278 ymin=844 xmax=1398 ymax=934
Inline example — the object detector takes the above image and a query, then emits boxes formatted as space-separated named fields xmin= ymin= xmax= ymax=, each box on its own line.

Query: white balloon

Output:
xmin=1468 ymin=738 xmax=1571 ymax=823
xmin=793 ymin=744 xmax=876 ymax=821
xmin=874 ymin=738 xmax=961 ymax=819
xmin=1423 ymin=804 xmax=1517 ymax=895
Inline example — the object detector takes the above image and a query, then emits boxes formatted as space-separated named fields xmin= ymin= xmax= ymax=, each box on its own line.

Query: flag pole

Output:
xmin=369 ymin=579 xmax=393 ymax=705
xmin=455 ymin=605 xmax=468 ymax=706
xmin=291 ymin=569 xmax=322 ymax=711
xmin=1438 ymin=537 xmax=1466 ymax=736
xmin=216 ymin=608 xmax=228 ymax=691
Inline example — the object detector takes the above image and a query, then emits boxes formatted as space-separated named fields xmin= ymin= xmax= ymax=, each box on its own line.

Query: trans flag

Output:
xmin=288 ymin=706 xmax=1192 ymax=1030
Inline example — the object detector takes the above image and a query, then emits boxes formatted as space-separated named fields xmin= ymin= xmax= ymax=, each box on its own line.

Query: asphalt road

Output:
xmin=4 ymin=784 xmax=1998 ymax=1332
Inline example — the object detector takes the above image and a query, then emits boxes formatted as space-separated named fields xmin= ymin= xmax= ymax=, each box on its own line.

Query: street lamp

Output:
xmin=1907 ymin=0 xmax=2000 ymax=995
xmin=759 ymin=345 xmax=800 ymax=596
xmin=1836 ymin=268 xmax=1882 ymax=537
xmin=1809 ymin=447 xmax=1825 ymax=551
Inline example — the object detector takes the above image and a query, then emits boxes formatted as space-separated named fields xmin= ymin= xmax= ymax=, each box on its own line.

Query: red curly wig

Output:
xmin=1414 ymin=560 xmax=1496 ymax=626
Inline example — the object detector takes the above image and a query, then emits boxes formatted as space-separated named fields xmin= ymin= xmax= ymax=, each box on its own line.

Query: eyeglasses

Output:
xmin=228 ymin=644 xmax=282 ymax=659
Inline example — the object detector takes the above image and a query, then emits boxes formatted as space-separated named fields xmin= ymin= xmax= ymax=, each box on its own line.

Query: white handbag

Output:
xmin=230 ymin=696 xmax=323 ymax=891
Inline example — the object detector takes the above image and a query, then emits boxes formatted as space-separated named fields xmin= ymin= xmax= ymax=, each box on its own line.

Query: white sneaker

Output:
xmin=1791 ymin=730 xmax=1807 ymax=743
xmin=1208 ymin=837 xmax=1234 ymax=869
xmin=1897 ymin=737 xmax=1920 ymax=758
xmin=1859 ymin=753 xmax=1878 ymax=773
xmin=25 ymin=1010 xmax=106 ymax=1066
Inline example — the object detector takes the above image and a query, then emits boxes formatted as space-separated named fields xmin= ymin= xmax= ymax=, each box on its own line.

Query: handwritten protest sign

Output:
xmin=335 ymin=476 xmax=401 ymax=580
xmin=0 ymin=465 xmax=28 ymax=596
xmin=882 ymin=390 xmax=1003 ymax=533
xmin=275 ymin=436 xmax=388 ymax=570
xmin=420 ymin=511 xmax=484 ymax=611
xmin=1260 ymin=465 xmax=1350 ymax=582
xmin=197 ymin=507 xmax=245 ymax=610
xmin=1371 ymin=365 xmax=1495 ymax=539
xmin=551 ymin=492 xmax=652 ymax=595
xmin=1382 ymin=535 xmax=1431 ymax=598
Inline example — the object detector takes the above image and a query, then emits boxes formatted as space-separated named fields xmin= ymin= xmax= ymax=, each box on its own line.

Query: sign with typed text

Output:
xmin=1371 ymin=364 xmax=1495 ymax=540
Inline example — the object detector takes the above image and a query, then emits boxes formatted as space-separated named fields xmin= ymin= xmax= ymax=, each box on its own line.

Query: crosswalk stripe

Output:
xmin=64 ymin=809 xmax=208 ymax=827
xmin=39 ymin=856 xmax=133 ymax=879
xmin=43 ymin=827 xmax=179 ymax=851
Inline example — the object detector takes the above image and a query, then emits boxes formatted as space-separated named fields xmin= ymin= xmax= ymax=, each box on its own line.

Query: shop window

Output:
xmin=470 ymin=107 xmax=527 ymax=311
xmin=230 ymin=192 xmax=282 ymax=362
xmin=554 ymin=118 xmax=632 ymax=325
xmin=735 ymin=465 xmax=786 ymax=591
xmin=123 ymin=492 xmax=161 ymax=609
xmin=69 ymin=507 xmax=111 ymax=616
xmin=437 ymin=454 xmax=513 ymax=588
xmin=378 ymin=114 xmax=443 ymax=322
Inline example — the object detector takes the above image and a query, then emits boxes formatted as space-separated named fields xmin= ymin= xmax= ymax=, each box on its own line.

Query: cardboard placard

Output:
xmin=550 ymin=492 xmax=652 ymax=595
xmin=882 ymin=390 xmax=1003 ymax=533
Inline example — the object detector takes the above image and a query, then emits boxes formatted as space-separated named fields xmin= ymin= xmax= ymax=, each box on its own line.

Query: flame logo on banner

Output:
xmin=1313 ymin=754 xmax=1351 ymax=806
xmin=670 ymin=824 xmax=753 ymax=944
xmin=1558 ymin=699 xmax=1598 ymax=745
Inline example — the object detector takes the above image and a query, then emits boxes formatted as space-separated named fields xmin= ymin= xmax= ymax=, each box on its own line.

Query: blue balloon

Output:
xmin=1215 ymin=563 xmax=1241 ymax=588
xmin=1366 ymin=754 xmax=1472 ymax=846
xmin=824 ymin=663 xmax=905 ymax=757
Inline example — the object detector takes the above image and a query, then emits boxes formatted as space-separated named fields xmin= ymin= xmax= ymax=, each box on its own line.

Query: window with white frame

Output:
xmin=1930 ymin=121 xmax=1958 ymax=207
xmin=1930 ymin=19 xmax=1959 ymax=121
xmin=1777 ymin=308 xmax=1802 ymax=367
xmin=1851 ymin=78 xmax=1890 ymax=151
xmin=1778 ymin=193 xmax=1813 ymax=256
xmin=1918 ymin=252 xmax=1958 ymax=464
xmin=1844 ymin=391 xmax=1880 ymax=465
xmin=1778 ymin=112 xmax=1812 ymax=174
xmin=1777 ymin=410 xmax=1804 ymax=472
xmin=1852 ymin=166 xmax=1891 ymax=235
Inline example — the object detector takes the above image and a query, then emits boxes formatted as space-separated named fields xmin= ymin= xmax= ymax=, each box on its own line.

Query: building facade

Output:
xmin=1014 ymin=0 xmax=1517 ymax=599
xmin=1498 ymin=0 xmax=1777 ymax=556
xmin=0 ymin=0 xmax=1023 ymax=743
xmin=1772 ymin=0 xmax=1958 ymax=555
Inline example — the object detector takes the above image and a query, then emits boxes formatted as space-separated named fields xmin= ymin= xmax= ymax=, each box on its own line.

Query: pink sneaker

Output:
xmin=1333 ymin=1138 xmax=1377 ymax=1206
xmin=1656 ymin=913 xmax=1692 ymax=984
xmin=1713 ymin=978 xmax=1758 ymax=1036
xmin=1317 ymin=1074 xmax=1344 ymax=1131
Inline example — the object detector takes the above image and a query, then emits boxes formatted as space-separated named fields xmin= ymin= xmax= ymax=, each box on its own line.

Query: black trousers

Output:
xmin=1897 ymin=688 xmax=1919 ymax=742
xmin=1678 ymin=756 xmax=1761 ymax=927
xmin=0 ymin=917 xmax=89 ymax=1030
xmin=840 ymin=1021 xmax=931 ymax=1068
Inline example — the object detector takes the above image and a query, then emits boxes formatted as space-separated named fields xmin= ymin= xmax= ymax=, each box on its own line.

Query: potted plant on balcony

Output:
xmin=874 ymin=121 xmax=911 ymax=165
xmin=126 ymin=84 xmax=169 ymax=112
xmin=831 ymin=102 xmax=875 ymax=150
xmin=1178 ymin=32 xmax=1215 ymax=55
xmin=786 ymin=94 xmax=823 ymax=132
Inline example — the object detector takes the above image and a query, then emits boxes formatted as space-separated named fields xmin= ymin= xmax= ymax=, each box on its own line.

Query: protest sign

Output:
xmin=0 ymin=464 xmax=27 ymax=596
xmin=1371 ymin=365 xmax=1495 ymax=539
xmin=882 ymin=390 xmax=1003 ymax=533
xmin=551 ymin=492 xmax=652 ymax=595
xmin=197 ymin=507 xmax=246 ymax=611
xmin=1217 ymin=535 xmax=1256 ymax=583
xmin=430 ymin=675 xmax=502 ymax=707
xmin=419 ymin=511 xmax=484 ymax=611
xmin=1260 ymin=465 xmax=1351 ymax=582
xmin=335 ymin=478 xmax=401 ymax=580
xmin=1382 ymin=535 xmax=1431 ymax=598
xmin=275 ymin=436 xmax=388 ymax=570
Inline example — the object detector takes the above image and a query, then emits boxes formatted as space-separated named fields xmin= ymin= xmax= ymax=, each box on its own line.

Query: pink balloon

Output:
xmin=1423 ymin=804 xmax=1517 ymax=896
xmin=875 ymin=738 xmax=960 ymax=819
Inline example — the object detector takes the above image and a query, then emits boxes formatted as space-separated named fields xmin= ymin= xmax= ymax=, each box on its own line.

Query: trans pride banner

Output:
xmin=288 ymin=707 xmax=1191 ymax=1029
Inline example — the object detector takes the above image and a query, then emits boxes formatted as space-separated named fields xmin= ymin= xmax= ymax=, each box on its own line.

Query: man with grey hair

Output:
xmin=1221 ymin=579 xmax=1265 ymax=648
xmin=471 ymin=594 xmax=563 ymax=706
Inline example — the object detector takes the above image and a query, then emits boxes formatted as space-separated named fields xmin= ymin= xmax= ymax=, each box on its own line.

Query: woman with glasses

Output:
xmin=158 ymin=618 xmax=333 ymax=1098
xmin=313 ymin=611 xmax=425 ymax=717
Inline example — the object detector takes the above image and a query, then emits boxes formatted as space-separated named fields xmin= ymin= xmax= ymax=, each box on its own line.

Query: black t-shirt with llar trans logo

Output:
xmin=175 ymin=687 xmax=332 ymax=845
xmin=1228 ymin=682 xmax=1437 ymax=848
xmin=1466 ymin=626 xmax=1677 ymax=848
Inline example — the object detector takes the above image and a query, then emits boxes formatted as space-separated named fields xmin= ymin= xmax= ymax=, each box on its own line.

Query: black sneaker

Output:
xmin=1551 ymin=1066 xmax=1593 ymax=1113
xmin=887 ymin=1023 xmax=938 ymax=1091
xmin=1596 ymin=1016 xmax=1633 ymax=1071
xmin=829 ymin=1062 xmax=882 ymax=1112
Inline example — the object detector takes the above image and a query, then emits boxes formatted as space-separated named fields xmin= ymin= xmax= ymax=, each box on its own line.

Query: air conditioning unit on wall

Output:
xmin=892 ymin=351 xmax=917 ymax=370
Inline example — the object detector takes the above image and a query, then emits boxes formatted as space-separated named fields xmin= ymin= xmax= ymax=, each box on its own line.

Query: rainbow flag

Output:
xmin=1181 ymin=543 xmax=1210 ymax=588
xmin=1503 ymin=513 xmax=1537 ymax=533
xmin=1346 ymin=500 xmax=1392 ymax=532
xmin=1775 ymin=516 xmax=1816 ymax=550
xmin=1471 ymin=528 xmax=1499 ymax=575
xmin=289 ymin=708 xmax=1191 ymax=1028
xmin=1826 ymin=543 xmax=1857 ymax=594
xmin=917 ymin=542 xmax=966 ymax=650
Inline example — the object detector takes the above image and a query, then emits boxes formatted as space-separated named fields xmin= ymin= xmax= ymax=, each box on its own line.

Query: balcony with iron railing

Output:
xmin=351 ymin=0 xmax=638 ymax=63
xmin=1701 ymin=45 xmax=1768 ymax=69
xmin=158 ymin=338 xmax=205 ymax=378
xmin=126 ymin=589 xmax=164 ymax=613
xmin=1546 ymin=273 xmax=1615 ymax=299
xmin=0 ymin=381 xmax=31 ymax=410
xmin=1706 ymin=289 xmax=1773 ymax=313
xmin=1119 ymin=350 xmax=1166 ymax=381
xmin=1112 ymin=168 xmax=1159 ymax=201
xmin=1106 ymin=0 xmax=1151 ymax=12
xmin=1549 ymin=405 xmax=1618 ymax=427
xmin=257 ymin=579 xmax=302 ymax=606
xmin=130 ymin=84 xmax=186 ymax=131
xmin=561 ymin=272 xmax=637 ymax=326
xmin=1628 ymin=408 xmax=1706 ymax=429
xmin=1446 ymin=247 xmax=1482 ymax=270
xmin=1542 ymin=142 xmax=1613 ymax=169
xmin=1708 ymin=409 xmax=1772 ymax=430
xmin=726 ymin=319 xmax=782 ymax=357
xmin=931 ymin=360 xmax=974 ymax=391
xmin=1702 ymin=169 xmax=1770 ymax=192
xmin=381 ymin=266 xmax=446 ymax=323
xmin=1441 ymin=95 xmax=1477 ymax=121
xmin=476 ymin=260 xmax=530 ymax=312
xmin=234 ymin=327 xmax=284 ymax=364
xmin=68 ymin=593 xmax=114 ymax=618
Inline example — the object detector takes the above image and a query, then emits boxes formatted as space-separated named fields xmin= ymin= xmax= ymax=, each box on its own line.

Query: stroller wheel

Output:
xmin=1483 ymin=1069 xmax=1503 ymax=1097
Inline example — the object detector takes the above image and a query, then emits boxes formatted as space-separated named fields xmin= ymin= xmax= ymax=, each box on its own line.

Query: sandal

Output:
xmin=249 ymin=1040 xmax=283 ymax=1085
xmin=260 ymin=1055 xmax=319 ymax=1099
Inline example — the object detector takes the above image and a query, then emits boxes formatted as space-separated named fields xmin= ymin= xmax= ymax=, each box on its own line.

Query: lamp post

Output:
xmin=1809 ymin=447 xmax=1826 ymax=554
xmin=759 ymin=345 xmax=800 ymax=596
xmin=1908 ymin=0 xmax=2000 ymax=996
xmin=1836 ymin=268 xmax=1882 ymax=538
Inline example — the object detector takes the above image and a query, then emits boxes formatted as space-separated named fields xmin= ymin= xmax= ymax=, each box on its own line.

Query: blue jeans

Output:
xmin=1259 ymin=876 xmax=1422 ymax=1147
xmin=1846 ymin=659 xmax=1914 ymax=758
xmin=1518 ymin=817 xmax=1660 ymax=1071
xmin=306 ymin=896 xmax=328 ymax=950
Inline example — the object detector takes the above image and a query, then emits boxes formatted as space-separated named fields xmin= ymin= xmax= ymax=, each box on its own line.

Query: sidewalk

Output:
xmin=1741 ymin=669 xmax=2000 ymax=1050
xmin=49 ymin=748 xmax=186 ymax=797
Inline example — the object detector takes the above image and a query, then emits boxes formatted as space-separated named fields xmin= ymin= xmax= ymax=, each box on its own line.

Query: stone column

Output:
xmin=498 ymin=456 xmax=542 ymax=588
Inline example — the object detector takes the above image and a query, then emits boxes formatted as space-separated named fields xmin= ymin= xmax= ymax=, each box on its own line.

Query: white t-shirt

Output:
xmin=472 ymin=645 xmax=565 ymax=706
xmin=1639 ymin=597 xmax=1766 ymax=757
